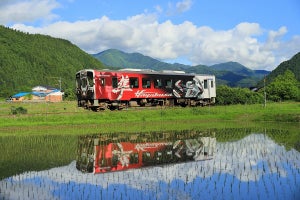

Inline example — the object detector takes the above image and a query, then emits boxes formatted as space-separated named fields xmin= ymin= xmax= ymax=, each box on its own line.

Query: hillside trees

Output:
xmin=216 ymin=70 xmax=300 ymax=105
xmin=257 ymin=52 xmax=300 ymax=88
xmin=266 ymin=70 xmax=299 ymax=101
xmin=0 ymin=25 xmax=104 ymax=98
xmin=94 ymin=49 xmax=270 ymax=88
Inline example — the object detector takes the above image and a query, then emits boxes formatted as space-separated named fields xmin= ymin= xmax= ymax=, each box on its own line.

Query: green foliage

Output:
xmin=257 ymin=52 xmax=300 ymax=87
xmin=266 ymin=70 xmax=300 ymax=101
xmin=0 ymin=25 xmax=104 ymax=98
xmin=216 ymin=85 xmax=263 ymax=105
xmin=93 ymin=49 xmax=189 ymax=71
xmin=10 ymin=106 xmax=27 ymax=115
xmin=63 ymin=88 xmax=76 ymax=100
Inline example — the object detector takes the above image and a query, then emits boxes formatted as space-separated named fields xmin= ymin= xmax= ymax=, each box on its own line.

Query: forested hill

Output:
xmin=257 ymin=52 xmax=300 ymax=87
xmin=92 ymin=49 xmax=192 ymax=71
xmin=0 ymin=25 xmax=104 ymax=98
xmin=93 ymin=49 xmax=269 ymax=87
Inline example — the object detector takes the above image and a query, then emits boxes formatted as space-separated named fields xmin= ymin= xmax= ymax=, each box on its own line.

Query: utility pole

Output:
xmin=58 ymin=77 xmax=62 ymax=91
xmin=264 ymin=76 xmax=266 ymax=108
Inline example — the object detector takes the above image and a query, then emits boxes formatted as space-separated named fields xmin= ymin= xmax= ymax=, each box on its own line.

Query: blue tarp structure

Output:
xmin=11 ymin=92 xmax=31 ymax=98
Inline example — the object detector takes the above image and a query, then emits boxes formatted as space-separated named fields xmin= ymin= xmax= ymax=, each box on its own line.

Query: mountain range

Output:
xmin=0 ymin=25 xmax=299 ymax=98
xmin=93 ymin=49 xmax=270 ymax=88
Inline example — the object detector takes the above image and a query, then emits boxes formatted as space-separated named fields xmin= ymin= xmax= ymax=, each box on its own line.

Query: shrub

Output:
xmin=266 ymin=70 xmax=300 ymax=102
xmin=11 ymin=106 xmax=27 ymax=115
xmin=216 ymin=85 xmax=263 ymax=105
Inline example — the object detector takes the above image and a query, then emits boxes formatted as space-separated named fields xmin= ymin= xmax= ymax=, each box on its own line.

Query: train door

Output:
xmin=196 ymin=75 xmax=216 ymax=100
xmin=76 ymin=70 xmax=96 ymax=108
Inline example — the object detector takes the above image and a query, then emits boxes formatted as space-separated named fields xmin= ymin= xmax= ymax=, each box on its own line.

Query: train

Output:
xmin=76 ymin=132 xmax=216 ymax=173
xmin=76 ymin=69 xmax=216 ymax=111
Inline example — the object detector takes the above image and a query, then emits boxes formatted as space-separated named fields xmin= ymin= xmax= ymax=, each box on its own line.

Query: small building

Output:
xmin=9 ymin=86 xmax=64 ymax=102
xmin=45 ymin=90 xmax=63 ymax=102
xmin=10 ymin=92 xmax=32 ymax=102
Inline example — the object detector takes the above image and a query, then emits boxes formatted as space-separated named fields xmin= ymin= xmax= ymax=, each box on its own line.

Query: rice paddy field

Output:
xmin=0 ymin=101 xmax=299 ymax=199
xmin=0 ymin=101 xmax=299 ymax=135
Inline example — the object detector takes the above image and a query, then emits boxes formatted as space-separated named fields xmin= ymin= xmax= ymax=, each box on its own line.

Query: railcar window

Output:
xmin=142 ymin=152 xmax=151 ymax=163
xmin=130 ymin=153 xmax=139 ymax=164
xmin=87 ymin=71 xmax=94 ymax=87
xmin=81 ymin=78 xmax=87 ymax=88
xmin=154 ymin=79 xmax=162 ymax=88
xmin=112 ymin=77 xmax=118 ymax=88
xmin=204 ymin=80 xmax=208 ymax=89
xmin=211 ymin=80 xmax=214 ymax=88
xmin=164 ymin=79 xmax=172 ymax=88
xmin=100 ymin=78 xmax=105 ymax=86
xmin=142 ymin=78 xmax=151 ymax=88
xmin=130 ymin=77 xmax=139 ymax=88
xmin=112 ymin=155 xmax=118 ymax=166
xmin=154 ymin=151 xmax=163 ymax=163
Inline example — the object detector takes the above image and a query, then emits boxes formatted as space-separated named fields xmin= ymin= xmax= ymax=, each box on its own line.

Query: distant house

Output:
xmin=10 ymin=92 xmax=32 ymax=102
xmin=9 ymin=86 xmax=64 ymax=102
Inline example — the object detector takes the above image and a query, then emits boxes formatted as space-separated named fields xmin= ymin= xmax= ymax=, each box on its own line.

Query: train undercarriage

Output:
xmin=78 ymin=97 xmax=215 ymax=111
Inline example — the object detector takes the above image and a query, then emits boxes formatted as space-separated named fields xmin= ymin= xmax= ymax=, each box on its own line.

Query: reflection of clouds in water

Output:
xmin=1 ymin=176 xmax=58 ymax=200
xmin=215 ymin=134 xmax=300 ymax=182
xmin=1 ymin=134 xmax=299 ymax=200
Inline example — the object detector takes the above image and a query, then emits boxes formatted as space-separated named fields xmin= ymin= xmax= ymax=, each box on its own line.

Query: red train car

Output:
xmin=76 ymin=134 xmax=216 ymax=173
xmin=76 ymin=69 xmax=216 ymax=111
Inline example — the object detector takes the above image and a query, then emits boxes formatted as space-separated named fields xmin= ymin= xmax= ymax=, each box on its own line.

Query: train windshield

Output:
xmin=87 ymin=71 xmax=94 ymax=87
xmin=76 ymin=70 xmax=94 ymax=91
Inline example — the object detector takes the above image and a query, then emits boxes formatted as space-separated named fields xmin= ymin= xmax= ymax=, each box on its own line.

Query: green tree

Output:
xmin=266 ymin=70 xmax=300 ymax=101
xmin=216 ymin=85 xmax=263 ymax=105
xmin=63 ymin=88 xmax=76 ymax=100
xmin=0 ymin=25 xmax=104 ymax=98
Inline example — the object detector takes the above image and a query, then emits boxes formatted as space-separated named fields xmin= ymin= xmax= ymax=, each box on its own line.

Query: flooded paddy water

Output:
xmin=0 ymin=129 xmax=299 ymax=200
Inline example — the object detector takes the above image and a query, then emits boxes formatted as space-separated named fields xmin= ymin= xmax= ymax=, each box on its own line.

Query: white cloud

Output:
xmin=176 ymin=0 xmax=193 ymax=13
xmin=7 ymin=10 xmax=300 ymax=70
xmin=154 ymin=5 xmax=163 ymax=13
xmin=0 ymin=0 xmax=59 ymax=24
xmin=166 ymin=0 xmax=193 ymax=16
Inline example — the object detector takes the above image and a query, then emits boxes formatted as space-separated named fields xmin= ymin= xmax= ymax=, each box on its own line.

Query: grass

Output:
xmin=0 ymin=101 xmax=299 ymax=136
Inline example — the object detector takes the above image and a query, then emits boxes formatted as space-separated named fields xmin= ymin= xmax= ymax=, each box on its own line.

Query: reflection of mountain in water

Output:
xmin=1 ymin=134 xmax=299 ymax=200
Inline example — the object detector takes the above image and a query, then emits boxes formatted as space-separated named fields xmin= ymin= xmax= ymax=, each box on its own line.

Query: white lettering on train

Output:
xmin=135 ymin=142 xmax=173 ymax=151
xmin=135 ymin=90 xmax=173 ymax=98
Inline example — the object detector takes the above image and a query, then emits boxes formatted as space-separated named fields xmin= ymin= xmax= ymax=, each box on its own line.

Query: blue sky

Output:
xmin=1 ymin=0 xmax=300 ymax=70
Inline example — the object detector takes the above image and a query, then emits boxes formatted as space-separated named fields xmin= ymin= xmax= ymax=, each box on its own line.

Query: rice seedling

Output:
xmin=0 ymin=129 xmax=299 ymax=199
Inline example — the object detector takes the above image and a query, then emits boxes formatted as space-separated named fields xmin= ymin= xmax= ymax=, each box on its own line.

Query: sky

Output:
xmin=1 ymin=0 xmax=300 ymax=70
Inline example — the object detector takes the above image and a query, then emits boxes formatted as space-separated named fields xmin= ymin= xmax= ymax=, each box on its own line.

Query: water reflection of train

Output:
xmin=76 ymin=132 xmax=216 ymax=173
